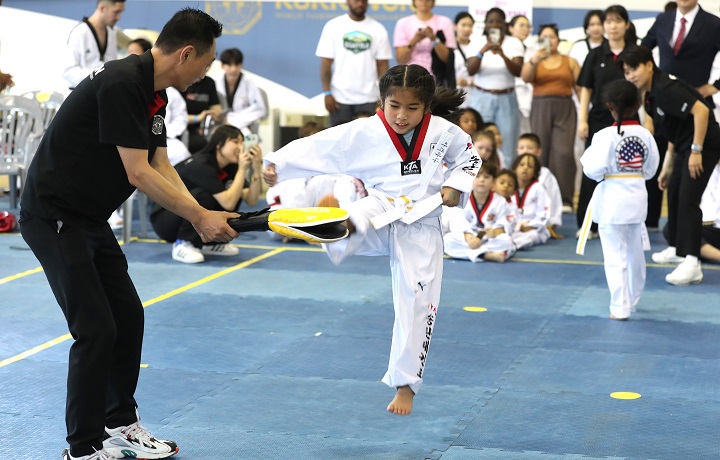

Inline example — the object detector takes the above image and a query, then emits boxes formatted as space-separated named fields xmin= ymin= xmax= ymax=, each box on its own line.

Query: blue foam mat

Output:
xmin=494 ymin=347 xmax=720 ymax=401
xmin=541 ymin=315 xmax=720 ymax=359
xmin=453 ymin=389 xmax=720 ymax=459
xmin=3 ymin=200 xmax=720 ymax=459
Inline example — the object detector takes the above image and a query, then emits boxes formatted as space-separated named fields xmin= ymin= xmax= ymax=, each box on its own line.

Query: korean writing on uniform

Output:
xmin=417 ymin=303 xmax=437 ymax=378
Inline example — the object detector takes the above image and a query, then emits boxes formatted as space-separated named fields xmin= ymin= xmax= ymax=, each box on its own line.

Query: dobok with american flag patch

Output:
xmin=580 ymin=121 xmax=660 ymax=225
xmin=616 ymin=135 xmax=649 ymax=171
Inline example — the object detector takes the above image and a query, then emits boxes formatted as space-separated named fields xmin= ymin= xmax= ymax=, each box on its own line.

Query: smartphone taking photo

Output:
xmin=542 ymin=37 xmax=551 ymax=52
xmin=244 ymin=133 xmax=259 ymax=149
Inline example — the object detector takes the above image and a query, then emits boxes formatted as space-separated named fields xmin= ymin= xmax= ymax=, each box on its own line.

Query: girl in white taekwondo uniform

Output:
xmin=443 ymin=162 xmax=514 ymax=262
xmin=510 ymin=153 xmax=551 ymax=250
xmin=263 ymin=64 xmax=480 ymax=416
xmin=579 ymin=80 xmax=659 ymax=320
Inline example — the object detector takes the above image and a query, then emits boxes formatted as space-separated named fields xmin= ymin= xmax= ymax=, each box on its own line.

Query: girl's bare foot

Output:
xmin=317 ymin=193 xmax=355 ymax=234
xmin=483 ymin=251 xmax=507 ymax=263
xmin=387 ymin=386 xmax=414 ymax=416
xmin=317 ymin=193 xmax=339 ymax=208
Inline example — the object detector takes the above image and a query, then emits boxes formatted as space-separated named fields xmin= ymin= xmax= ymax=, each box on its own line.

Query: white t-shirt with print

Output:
xmin=316 ymin=15 xmax=392 ymax=105
xmin=467 ymin=35 xmax=524 ymax=90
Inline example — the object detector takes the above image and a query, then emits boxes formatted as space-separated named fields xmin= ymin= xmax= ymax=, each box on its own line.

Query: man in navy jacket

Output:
xmin=642 ymin=0 xmax=720 ymax=100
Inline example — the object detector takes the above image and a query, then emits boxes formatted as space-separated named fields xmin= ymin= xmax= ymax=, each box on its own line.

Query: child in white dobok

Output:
xmin=443 ymin=162 xmax=514 ymax=262
xmin=510 ymin=153 xmax=551 ymax=250
xmin=579 ymin=79 xmax=659 ymax=320
xmin=492 ymin=168 xmax=519 ymax=238
xmin=517 ymin=133 xmax=564 ymax=238
xmin=263 ymin=65 xmax=481 ymax=415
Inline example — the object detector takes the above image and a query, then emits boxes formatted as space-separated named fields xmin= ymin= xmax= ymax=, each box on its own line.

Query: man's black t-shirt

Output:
xmin=182 ymin=76 xmax=220 ymax=115
xmin=21 ymin=51 xmax=167 ymax=226
xmin=182 ymin=76 xmax=220 ymax=130
xmin=645 ymin=70 xmax=720 ymax=153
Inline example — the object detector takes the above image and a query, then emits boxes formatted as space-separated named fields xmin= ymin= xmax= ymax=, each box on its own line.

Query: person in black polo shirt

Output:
xmin=20 ymin=8 xmax=233 ymax=460
xmin=182 ymin=72 xmax=223 ymax=152
xmin=624 ymin=46 xmax=720 ymax=285
xmin=576 ymin=5 xmax=637 ymax=240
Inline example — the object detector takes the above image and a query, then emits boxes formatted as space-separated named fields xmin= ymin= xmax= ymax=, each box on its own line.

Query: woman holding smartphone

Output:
xmin=520 ymin=24 xmax=581 ymax=212
xmin=150 ymin=125 xmax=264 ymax=264
xmin=466 ymin=7 xmax=524 ymax=165
xmin=393 ymin=0 xmax=455 ymax=76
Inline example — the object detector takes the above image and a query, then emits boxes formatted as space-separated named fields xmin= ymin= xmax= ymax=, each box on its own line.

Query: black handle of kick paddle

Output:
xmin=227 ymin=208 xmax=271 ymax=233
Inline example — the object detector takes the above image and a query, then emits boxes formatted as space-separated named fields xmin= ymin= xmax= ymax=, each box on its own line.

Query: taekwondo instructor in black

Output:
xmin=19 ymin=8 xmax=236 ymax=460
xmin=624 ymin=46 xmax=720 ymax=287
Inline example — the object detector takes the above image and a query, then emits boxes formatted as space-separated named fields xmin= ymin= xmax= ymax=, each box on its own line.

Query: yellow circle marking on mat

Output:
xmin=610 ymin=392 xmax=641 ymax=400
xmin=463 ymin=306 xmax=487 ymax=312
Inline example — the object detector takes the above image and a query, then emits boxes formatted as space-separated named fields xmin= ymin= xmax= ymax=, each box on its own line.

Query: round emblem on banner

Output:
xmin=152 ymin=115 xmax=164 ymax=135
xmin=205 ymin=2 xmax=262 ymax=35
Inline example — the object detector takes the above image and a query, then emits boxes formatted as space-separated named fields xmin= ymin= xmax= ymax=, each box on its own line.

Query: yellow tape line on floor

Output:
xmin=0 ymin=267 xmax=44 ymax=285
xmin=0 ymin=248 xmax=285 ymax=369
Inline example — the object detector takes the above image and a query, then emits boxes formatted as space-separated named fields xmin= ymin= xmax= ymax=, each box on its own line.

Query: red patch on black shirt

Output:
xmin=149 ymin=92 xmax=166 ymax=119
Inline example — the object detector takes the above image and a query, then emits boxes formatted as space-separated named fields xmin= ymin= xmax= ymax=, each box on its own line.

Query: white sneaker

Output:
xmin=200 ymin=243 xmax=239 ymax=256
xmin=103 ymin=419 xmax=178 ymax=459
xmin=61 ymin=448 xmax=117 ymax=460
xmin=652 ymin=246 xmax=685 ymax=265
xmin=171 ymin=240 xmax=204 ymax=264
xmin=665 ymin=259 xmax=703 ymax=286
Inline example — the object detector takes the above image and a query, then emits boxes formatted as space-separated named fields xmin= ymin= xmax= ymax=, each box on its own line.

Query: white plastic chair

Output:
xmin=0 ymin=95 xmax=44 ymax=208
xmin=121 ymin=190 xmax=150 ymax=244
xmin=22 ymin=90 xmax=65 ymax=129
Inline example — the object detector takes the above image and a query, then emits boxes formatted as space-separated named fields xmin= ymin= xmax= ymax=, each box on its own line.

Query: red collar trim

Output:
xmin=514 ymin=180 xmax=538 ymax=209
xmin=471 ymin=191 xmax=494 ymax=225
xmin=378 ymin=110 xmax=431 ymax=161
xmin=612 ymin=120 xmax=640 ymax=126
